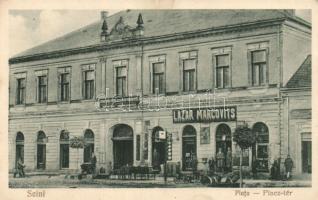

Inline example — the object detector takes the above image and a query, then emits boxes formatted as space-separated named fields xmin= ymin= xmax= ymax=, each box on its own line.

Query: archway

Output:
xmin=37 ymin=131 xmax=46 ymax=170
xmin=60 ymin=130 xmax=70 ymax=169
xmin=83 ymin=129 xmax=94 ymax=163
xmin=152 ymin=126 xmax=165 ymax=170
xmin=252 ymin=122 xmax=269 ymax=172
xmin=15 ymin=132 xmax=24 ymax=168
xmin=215 ymin=124 xmax=232 ymax=172
xmin=112 ymin=124 xmax=133 ymax=169
xmin=182 ymin=125 xmax=197 ymax=171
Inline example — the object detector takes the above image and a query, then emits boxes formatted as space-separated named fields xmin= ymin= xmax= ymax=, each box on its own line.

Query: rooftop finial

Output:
xmin=137 ymin=13 xmax=144 ymax=29
xmin=102 ymin=19 xmax=108 ymax=34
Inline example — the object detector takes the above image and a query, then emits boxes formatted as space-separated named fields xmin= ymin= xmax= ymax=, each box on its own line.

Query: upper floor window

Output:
xmin=58 ymin=67 xmax=71 ymax=102
xmin=38 ymin=76 xmax=47 ymax=103
xmin=153 ymin=62 xmax=165 ymax=94
xmin=247 ymin=42 xmax=268 ymax=87
xmin=180 ymin=51 xmax=197 ymax=92
xmin=14 ymin=72 xmax=27 ymax=105
xmin=116 ymin=66 xmax=127 ymax=97
xmin=35 ymin=70 xmax=48 ymax=103
xmin=212 ymin=46 xmax=232 ymax=89
xmin=16 ymin=78 xmax=26 ymax=105
xmin=149 ymin=55 xmax=166 ymax=95
xmin=216 ymin=54 xmax=230 ymax=88
xmin=82 ymin=64 xmax=95 ymax=100
xmin=251 ymin=50 xmax=266 ymax=86
xmin=113 ymin=60 xmax=128 ymax=97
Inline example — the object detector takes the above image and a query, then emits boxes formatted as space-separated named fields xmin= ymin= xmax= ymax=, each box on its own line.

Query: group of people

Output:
xmin=208 ymin=147 xmax=232 ymax=174
xmin=13 ymin=151 xmax=295 ymax=181
xmin=270 ymin=155 xmax=294 ymax=180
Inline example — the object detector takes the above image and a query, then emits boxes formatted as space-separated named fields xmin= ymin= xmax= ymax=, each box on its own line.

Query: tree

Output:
xmin=70 ymin=136 xmax=87 ymax=173
xmin=233 ymin=125 xmax=256 ymax=188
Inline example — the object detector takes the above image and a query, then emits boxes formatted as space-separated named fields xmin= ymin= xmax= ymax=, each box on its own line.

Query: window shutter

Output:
xmin=247 ymin=51 xmax=252 ymax=86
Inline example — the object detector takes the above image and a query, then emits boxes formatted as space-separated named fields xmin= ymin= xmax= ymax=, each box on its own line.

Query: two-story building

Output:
xmin=9 ymin=10 xmax=311 ymax=175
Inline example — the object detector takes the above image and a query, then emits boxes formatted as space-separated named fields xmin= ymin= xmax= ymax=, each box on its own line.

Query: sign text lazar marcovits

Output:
xmin=173 ymin=106 xmax=237 ymax=123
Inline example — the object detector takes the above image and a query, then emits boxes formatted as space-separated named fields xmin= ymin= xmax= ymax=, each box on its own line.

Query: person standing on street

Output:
xmin=216 ymin=148 xmax=225 ymax=172
xmin=284 ymin=155 xmax=294 ymax=180
xmin=17 ymin=157 xmax=25 ymax=178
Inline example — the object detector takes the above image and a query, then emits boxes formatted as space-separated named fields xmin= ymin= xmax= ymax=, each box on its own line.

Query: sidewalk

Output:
xmin=9 ymin=173 xmax=312 ymax=188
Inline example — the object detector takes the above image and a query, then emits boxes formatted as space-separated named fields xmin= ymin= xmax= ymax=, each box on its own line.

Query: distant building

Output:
xmin=9 ymin=10 xmax=311 ymax=175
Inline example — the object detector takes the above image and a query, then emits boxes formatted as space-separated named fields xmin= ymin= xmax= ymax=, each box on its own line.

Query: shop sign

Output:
xmin=173 ymin=106 xmax=237 ymax=123
xmin=166 ymin=133 xmax=172 ymax=161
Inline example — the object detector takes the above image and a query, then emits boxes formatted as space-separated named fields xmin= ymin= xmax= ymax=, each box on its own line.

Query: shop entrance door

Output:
xmin=15 ymin=132 xmax=24 ymax=168
xmin=182 ymin=125 xmax=197 ymax=171
xmin=112 ymin=124 xmax=134 ymax=169
xmin=113 ymin=140 xmax=133 ymax=169
xmin=152 ymin=127 xmax=165 ymax=170
xmin=302 ymin=141 xmax=312 ymax=173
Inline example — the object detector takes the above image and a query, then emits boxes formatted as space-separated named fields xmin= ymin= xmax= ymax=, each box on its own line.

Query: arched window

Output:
xmin=152 ymin=126 xmax=165 ymax=170
xmin=15 ymin=132 xmax=24 ymax=168
xmin=83 ymin=129 xmax=94 ymax=163
xmin=37 ymin=131 xmax=46 ymax=169
xmin=215 ymin=124 xmax=232 ymax=172
xmin=252 ymin=122 xmax=269 ymax=172
xmin=60 ymin=130 xmax=70 ymax=168
xmin=182 ymin=125 xmax=197 ymax=171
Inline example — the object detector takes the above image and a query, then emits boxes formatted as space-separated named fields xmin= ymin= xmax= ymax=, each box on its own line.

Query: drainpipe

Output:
xmin=287 ymin=96 xmax=290 ymax=155
xmin=140 ymin=39 xmax=145 ymax=165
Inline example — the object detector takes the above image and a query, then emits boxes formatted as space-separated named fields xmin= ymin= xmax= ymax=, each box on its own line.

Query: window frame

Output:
xmin=81 ymin=64 xmax=96 ymax=100
xmin=179 ymin=51 xmax=198 ymax=93
xmin=60 ymin=73 xmax=70 ymax=102
xmin=37 ymin=75 xmax=48 ymax=103
xmin=113 ymin=59 xmax=129 ymax=97
xmin=16 ymin=77 xmax=26 ymax=105
xmin=211 ymin=46 xmax=232 ymax=90
xmin=34 ymin=70 xmax=48 ymax=104
xmin=115 ymin=66 xmax=127 ymax=97
xmin=215 ymin=54 xmax=231 ymax=89
xmin=149 ymin=55 xmax=166 ymax=96
xmin=251 ymin=50 xmax=267 ymax=86
xmin=57 ymin=67 xmax=71 ymax=102
xmin=247 ymin=42 xmax=269 ymax=87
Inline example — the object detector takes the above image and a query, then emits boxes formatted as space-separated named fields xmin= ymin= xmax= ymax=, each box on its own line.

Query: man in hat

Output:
xmin=284 ymin=155 xmax=294 ymax=180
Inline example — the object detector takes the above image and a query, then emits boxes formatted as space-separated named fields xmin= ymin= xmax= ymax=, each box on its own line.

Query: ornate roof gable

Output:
xmin=109 ymin=17 xmax=135 ymax=40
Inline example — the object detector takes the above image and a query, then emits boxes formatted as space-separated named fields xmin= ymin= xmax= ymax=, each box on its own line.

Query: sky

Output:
xmin=9 ymin=10 xmax=311 ymax=57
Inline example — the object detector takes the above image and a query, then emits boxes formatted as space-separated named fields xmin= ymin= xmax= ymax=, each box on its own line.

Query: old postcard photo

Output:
xmin=0 ymin=0 xmax=317 ymax=200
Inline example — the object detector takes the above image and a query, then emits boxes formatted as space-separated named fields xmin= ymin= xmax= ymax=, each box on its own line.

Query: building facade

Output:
xmin=9 ymin=10 xmax=311 ymax=175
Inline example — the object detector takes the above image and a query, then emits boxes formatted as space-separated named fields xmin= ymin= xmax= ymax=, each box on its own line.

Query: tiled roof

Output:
xmin=285 ymin=55 xmax=311 ymax=88
xmin=12 ymin=10 xmax=307 ymax=59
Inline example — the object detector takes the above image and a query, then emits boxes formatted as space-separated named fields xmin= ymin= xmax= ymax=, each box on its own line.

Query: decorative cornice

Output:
xmin=9 ymin=18 xmax=286 ymax=65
